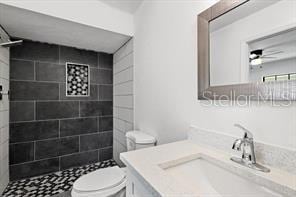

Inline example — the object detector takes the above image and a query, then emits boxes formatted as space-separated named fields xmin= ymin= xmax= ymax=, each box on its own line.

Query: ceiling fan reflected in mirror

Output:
xmin=249 ymin=49 xmax=283 ymax=67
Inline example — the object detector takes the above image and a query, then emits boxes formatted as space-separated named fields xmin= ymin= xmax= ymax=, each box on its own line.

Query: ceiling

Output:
xmin=0 ymin=3 xmax=131 ymax=53
xmin=99 ymin=0 xmax=143 ymax=14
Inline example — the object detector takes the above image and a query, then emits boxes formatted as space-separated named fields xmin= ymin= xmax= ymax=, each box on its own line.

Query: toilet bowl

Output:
xmin=71 ymin=131 xmax=156 ymax=197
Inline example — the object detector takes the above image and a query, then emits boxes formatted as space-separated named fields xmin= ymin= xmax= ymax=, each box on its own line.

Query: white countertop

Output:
xmin=120 ymin=140 xmax=296 ymax=197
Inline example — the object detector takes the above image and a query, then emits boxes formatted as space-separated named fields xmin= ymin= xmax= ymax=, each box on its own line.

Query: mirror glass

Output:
xmin=209 ymin=0 xmax=296 ymax=86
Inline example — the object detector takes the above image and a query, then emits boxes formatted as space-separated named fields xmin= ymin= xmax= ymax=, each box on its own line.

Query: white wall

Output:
xmin=210 ymin=0 xmax=296 ymax=86
xmin=134 ymin=0 xmax=296 ymax=150
xmin=113 ymin=39 xmax=134 ymax=166
xmin=0 ymin=27 xmax=9 ymax=193
xmin=0 ymin=0 xmax=134 ymax=36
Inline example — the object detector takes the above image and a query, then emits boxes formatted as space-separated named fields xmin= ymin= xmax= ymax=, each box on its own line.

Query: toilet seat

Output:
xmin=71 ymin=167 xmax=126 ymax=197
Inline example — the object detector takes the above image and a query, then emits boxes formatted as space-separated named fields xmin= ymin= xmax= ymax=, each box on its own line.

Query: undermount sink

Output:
xmin=160 ymin=155 xmax=282 ymax=197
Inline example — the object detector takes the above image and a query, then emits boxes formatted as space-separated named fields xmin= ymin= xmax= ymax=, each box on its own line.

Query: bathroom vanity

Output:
xmin=120 ymin=127 xmax=296 ymax=197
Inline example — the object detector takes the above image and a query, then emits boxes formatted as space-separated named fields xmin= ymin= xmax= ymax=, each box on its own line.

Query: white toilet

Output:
xmin=71 ymin=131 xmax=156 ymax=197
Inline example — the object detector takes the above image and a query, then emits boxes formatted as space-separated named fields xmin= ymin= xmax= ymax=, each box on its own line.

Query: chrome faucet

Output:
xmin=231 ymin=124 xmax=270 ymax=173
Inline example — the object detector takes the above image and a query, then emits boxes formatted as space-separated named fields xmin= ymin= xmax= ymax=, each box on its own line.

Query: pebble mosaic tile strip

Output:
xmin=2 ymin=159 xmax=117 ymax=197
xmin=66 ymin=63 xmax=90 ymax=96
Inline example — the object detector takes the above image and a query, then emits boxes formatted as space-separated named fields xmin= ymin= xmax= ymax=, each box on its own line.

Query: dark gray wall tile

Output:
xmin=9 ymin=142 xmax=34 ymax=165
xmin=10 ymin=120 xmax=59 ymax=143
xmin=60 ymin=150 xmax=98 ymax=170
xmin=99 ymin=85 xmax=113 ymax=101
xmin=10 ymin=101 xmax=34 ymax=122
xmin=59 ymin=46 xmax=98 ymax=67
xmin=58 ymin=137 xmax=79 ymax=156
xmin=10 ymin=59 xmax=34 ymax=80
xmin=10 ymin=40 xmax=59 ymax=63
xmin=10 ymin=158 xmax=59 ymax=181
xmin=99 ymin=117 xmax=113 ymax=132
xmin=98 ymin=132 xmax=113 ymax=148
xmin=80 ymin=101 xmax=112 ymax=117
xmin=80 ymin=131 xmax=112 ymax=151
xmin=59 ymin=84 xmax=98 ymax=101
xmin=36 ymin=62 xmax=65 ymax=82
xmin=35 ymin=137 xmax=79 ymax=160
xmin=36 ymin=101 xmax=79 ymax=120
xmin=80 ymin=133 xmax=99 ymax=151
xmin=10 ymin=81 xmax=59 ymax=101
xmin=60 ymin=118 xmax=97 ymax=137
xmin=99 ymin=147 xmax=113 ymax=162
xmin=90 ymin=69 xmax=112 ymax=84
xmin=35 ymin=139 xmax=59 ymax=160
xmin=98 ymin=53 xmax=113 ymax=69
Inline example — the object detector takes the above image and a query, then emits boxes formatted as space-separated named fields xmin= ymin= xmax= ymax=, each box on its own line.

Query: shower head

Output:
xmin=0 ymin=40 xmax=23 ymax=47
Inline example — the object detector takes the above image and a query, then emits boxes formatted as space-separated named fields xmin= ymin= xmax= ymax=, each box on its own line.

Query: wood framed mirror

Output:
xmin=198 ymin=0 xmax=296 ymax=101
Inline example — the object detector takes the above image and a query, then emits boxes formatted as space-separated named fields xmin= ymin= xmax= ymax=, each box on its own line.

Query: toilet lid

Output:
xmin=126 ymin=131 xmax=156 ymax=144
xmin=73 ymin=166 xmax=125 ymax=192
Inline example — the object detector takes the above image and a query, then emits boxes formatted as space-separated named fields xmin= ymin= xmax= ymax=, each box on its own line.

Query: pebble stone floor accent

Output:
xmin=2 ymin=159 xmax=117 ymax=197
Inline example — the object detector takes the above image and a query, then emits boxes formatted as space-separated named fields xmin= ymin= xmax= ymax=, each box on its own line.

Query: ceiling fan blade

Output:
xmin=261 ymin=57 xmax=277 ymax=59
xmin=263 ymin=51 xmax=284 ymax=56
xmin=264 ymin=50 xmax=280 ymax=53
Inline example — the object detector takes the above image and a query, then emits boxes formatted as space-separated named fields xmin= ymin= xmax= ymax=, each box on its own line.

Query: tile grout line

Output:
xmin=113 ymin=65 xmax=133 ymax=76
xmin=78 ymin=136 xmax=81 ymax=152
xmin=114 ymin=138 xmax=126 ymax=149
xmin=58 ymin=83 xmax=60 ymax=100
xmin=33 ymin=61 xmax=36 ymax=81
xmin=113 ymin=50 xmax=133 ymax=65
xmin=114 ymin=127 xmax=127 ymax=135
xmin=59 ymin=156 xmax=61 ymax=171
xmin=113 ymin=80 xmax=133 ymax=87
xmin=10 ymin=115 xmax=113 ymax=124
xmin=0 ymin=58 xmax=10 ymax=65
xmin=33 ymin=141 xmax=36 ymax=161
xmin=97 ymin=84 xmax=100 ymax=101
xmin=58 ymin=120 xmax=60 ymax=138
xmin=98 ymin=146 xmax=113 ymax=151
xmin=11 ymin=79 xmax=61 ymax=84
xmin=9 ymin=131 xmax=107 ymax=145
xmin=34 ymin=100 xmax=36 ymax=121
xmin=113 ymin=117 xmax=133 ymax=125
xmin=114 ymin=106 xmax=134 ymax=110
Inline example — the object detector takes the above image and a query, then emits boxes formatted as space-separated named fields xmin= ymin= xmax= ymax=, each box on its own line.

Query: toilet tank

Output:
xmin=126 ymin=131 xmax=156 ymax=151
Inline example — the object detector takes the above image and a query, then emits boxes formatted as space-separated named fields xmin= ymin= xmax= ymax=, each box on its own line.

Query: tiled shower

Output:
xmin=0 ymin=26 xmax=10 ymax=194
xmin=113 ymin=39 xmax=134 ymax=166
xmin=8 ymin=39 xmax=114 ymax=181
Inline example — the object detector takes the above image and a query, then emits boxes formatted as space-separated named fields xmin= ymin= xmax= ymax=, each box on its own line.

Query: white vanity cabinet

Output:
xmin=126 ymin=167 xmax=156 ymax=197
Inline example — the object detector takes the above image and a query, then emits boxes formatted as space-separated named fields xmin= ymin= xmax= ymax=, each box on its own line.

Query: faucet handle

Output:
xmin=232 ymin=139 xmax=242 ymax=151
xmin=234 ymin=124 xmax=253 ymax=139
